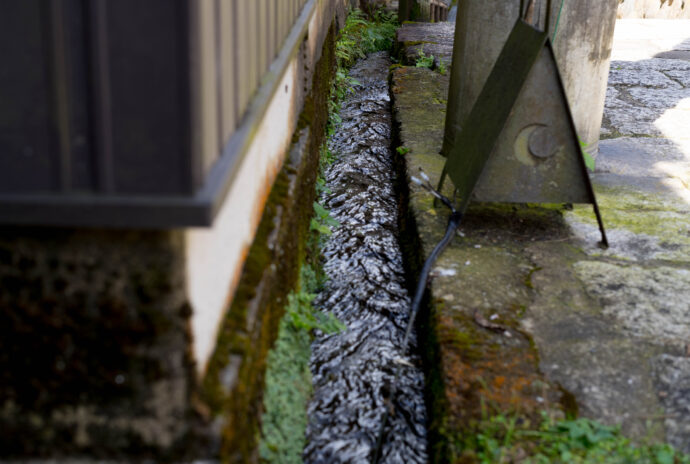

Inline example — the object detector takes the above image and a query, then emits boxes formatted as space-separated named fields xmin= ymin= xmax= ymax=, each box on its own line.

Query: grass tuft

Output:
xmin=458 ymin=412 xmax=690 ymax=464
xmin=328 ymin=8 xmax=398 ymax=135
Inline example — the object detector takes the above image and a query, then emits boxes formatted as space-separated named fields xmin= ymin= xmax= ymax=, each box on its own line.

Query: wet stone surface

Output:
xmin=304 ymin=52 xmax=427 ymax=463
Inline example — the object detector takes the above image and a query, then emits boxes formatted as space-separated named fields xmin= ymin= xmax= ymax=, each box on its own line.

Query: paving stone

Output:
xmin=607 ymin=62 xmax=680 ymax=89
xmin=575 ymin=262 xmax=690 ymax=341
xmin=655 ymin=50 xmax=690 ymax=61
xmin=598 ymin=137 xmax=688 ymax=176
xmin=653 ymin=355 xmax=690 ymax=453
xmin=603 ymin=59 xmax=690 ymax=138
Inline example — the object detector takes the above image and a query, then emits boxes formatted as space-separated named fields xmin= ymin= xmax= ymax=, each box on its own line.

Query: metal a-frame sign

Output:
xmin=439 ymin=17 xmax=608 ymax=246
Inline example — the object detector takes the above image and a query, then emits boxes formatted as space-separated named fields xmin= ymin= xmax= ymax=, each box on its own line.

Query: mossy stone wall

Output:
xmin=200 ymin=23 xmax=338 ymax=464
xmin=0 ymin=229 xmax=205 ymax=460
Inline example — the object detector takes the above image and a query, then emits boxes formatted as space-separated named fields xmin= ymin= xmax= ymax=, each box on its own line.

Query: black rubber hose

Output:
xmin=372 ymin=210 xmax=464 ymax=463
xmin=402 ymin=210 xmax=463 ymax=350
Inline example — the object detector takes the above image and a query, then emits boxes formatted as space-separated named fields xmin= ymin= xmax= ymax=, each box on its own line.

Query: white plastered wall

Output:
xmin=184 ymin=0 xmax=346 ymax=376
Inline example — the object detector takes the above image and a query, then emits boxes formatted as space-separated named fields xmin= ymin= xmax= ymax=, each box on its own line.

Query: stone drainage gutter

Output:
xmin=304 ymin=52 xmax=427 ymax=463
xmin=392 ymin=22 xmax=690 ymax=459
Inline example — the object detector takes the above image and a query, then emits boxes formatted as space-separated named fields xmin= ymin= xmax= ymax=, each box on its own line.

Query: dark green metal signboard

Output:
xmin=440 ymin=18 xmax=608 ymax=245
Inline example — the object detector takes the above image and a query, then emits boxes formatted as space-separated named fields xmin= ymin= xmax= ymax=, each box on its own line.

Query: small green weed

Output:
xmin=259 ymin=266 xmax=344 ymax=464
xmin=315 ymin=176 xmax=330 ymax=197
xmin=415 ymin=50 xmax=447 ymax=75
xmin=285 ymin=289 xmax=345 ymax=335
xmin=310 ymin=201 xmax=340 ymax=237
xmin=396 ymin=146 xmax=410 ymax=156
xmin=415 ymin=49 xmax=435 ymax=69
xmin=258 ymin=305 xmax=311 ymax=464
xmin=315 ymin=145 xmax=334 ymax=197
xmin=328 ymin=8 xmax=398 ymax=134
xmin=335 ymin=8 xmax=397 ymax=69
xmin=459 ymin=412 xmax=690 ymax=464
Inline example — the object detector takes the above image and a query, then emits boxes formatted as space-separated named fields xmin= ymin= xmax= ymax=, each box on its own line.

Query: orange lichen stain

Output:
xmin=434 ymin=310 xmax=565 ymax=434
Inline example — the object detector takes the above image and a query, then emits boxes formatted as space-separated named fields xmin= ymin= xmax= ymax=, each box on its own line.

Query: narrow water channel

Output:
xmin=303 ymin=52 xmax=428 ymax=463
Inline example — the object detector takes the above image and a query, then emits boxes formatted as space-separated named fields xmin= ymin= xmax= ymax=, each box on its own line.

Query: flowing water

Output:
xmin=304 ymin=52 xmax=428 ymax=463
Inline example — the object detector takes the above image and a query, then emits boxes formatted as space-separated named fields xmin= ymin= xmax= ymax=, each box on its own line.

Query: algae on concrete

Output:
xmin=392 ymin=18 xmax=690 ymax=459
xmin=201 ymin=22 xmax=338 ymax=462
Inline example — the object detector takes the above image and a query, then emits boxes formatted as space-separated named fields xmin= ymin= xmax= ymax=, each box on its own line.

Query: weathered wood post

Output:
xmin=399 ymin=0 xmax=431 ymax=22
xmin=442 ymin=0 xmax=618 ymax=158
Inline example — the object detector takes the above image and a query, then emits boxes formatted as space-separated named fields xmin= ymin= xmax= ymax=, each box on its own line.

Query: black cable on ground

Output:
xmin=372 ymin=173 xmax=463 ymax=463
xmin=402 ymin=209 xmax=463 ymax=349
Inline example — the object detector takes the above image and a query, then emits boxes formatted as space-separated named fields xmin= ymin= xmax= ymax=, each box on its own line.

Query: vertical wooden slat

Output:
xmin=60 ymin=0 xmax=92 ymax=191
xmin=220 ymin=0 xmax=236 ymax=144
xmin=89 ymin=0 xmax=115 ymax=193
xmin=226 ymin=0 xmax=313 ymax=130
xmin=251 ymin=0 xmax=260 ymax=89
xmin=257 ymin=0 xmax=267 ymax=76
xmin=48 ymin=0 xmax=72 ymax=192
xmin=235 ymin=0 xmax=254 ymax=118
xmin=271 ymin=0 xmax=278 ymax=60
xmin=280 ymin=0 xmax=290 ymax=45
xmin=193 ymin=0 xmax=219 ymax=175
xmin=275 ymin=0 xmax=280 ymax=52
xmin=214 ymin=0 xmax=223 ymax=159
xmin=266 ymin=0 xmax=274 ymax=68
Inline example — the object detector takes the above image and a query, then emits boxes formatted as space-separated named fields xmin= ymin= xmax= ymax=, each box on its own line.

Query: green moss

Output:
xmin=257 ymin=191 xmax=344 ymax=463
xmin=256 ymin=9 xmax=398 ymax=459
xmin=404 ymin=40 xmax=435 ymax=47
xmin=566 ymin=183 xmax=690 ymax=261
xmin=514 ymin=304 xmax=527 ymax=318
xmin=201 ymin=169 xmax=292 ymax=414
xmin=199 ymin=161 xmax=306 ymax=462
xmin=455 ymin=412 xmax=690 ymax=464
xmin=524 ymin=266 xmax=542 ymax=290
xmin=258 ymin=289 xmax=314 ymax=464
xmin=198 ymin=20 xmax=339 ymax=463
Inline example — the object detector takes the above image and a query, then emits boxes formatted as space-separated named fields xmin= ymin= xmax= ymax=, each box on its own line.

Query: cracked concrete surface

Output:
xmin=564 ymin=19 xmax=690 ymax=450
xmin=394 ymin=18 xmax=690 ymax=456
